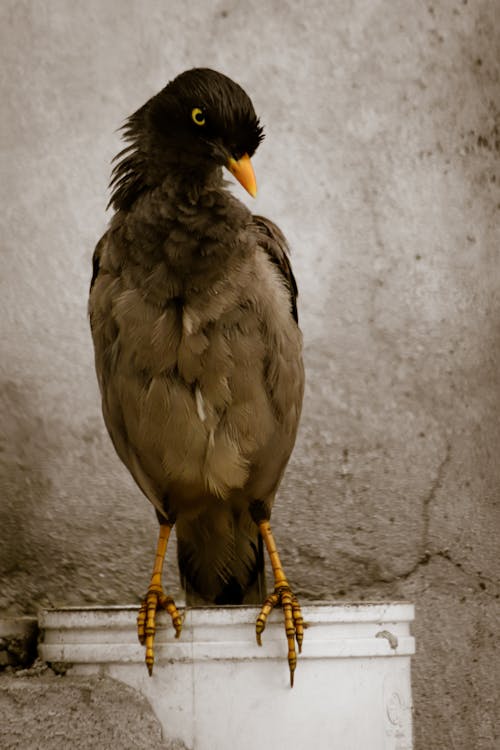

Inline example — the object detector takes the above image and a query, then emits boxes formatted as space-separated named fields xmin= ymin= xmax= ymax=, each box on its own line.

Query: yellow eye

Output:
xmin=191 ymin=108 xmax=206 ymax=126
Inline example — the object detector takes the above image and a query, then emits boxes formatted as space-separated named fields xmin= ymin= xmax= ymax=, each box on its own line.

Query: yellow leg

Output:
xmin=256 ymin=520 xmax=304 ymax=687
xmin=137 ymin=523 xmax=183 ymax=675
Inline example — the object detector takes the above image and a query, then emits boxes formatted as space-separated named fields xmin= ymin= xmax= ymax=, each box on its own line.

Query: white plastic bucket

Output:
xmin=39 ymin=603 xmax=414 ymax=750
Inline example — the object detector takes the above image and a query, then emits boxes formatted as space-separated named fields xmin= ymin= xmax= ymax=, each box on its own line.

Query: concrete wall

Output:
xmin=1 ymin=1 xmax=499 ymax=747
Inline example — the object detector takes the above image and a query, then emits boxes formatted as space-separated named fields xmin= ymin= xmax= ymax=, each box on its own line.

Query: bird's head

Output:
xmin=109 ymin=68 xmax=264 ymax=211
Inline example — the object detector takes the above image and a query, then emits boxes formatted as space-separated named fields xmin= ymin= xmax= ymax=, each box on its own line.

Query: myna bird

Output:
xmin=88 ymin=68 xmax=304 ymax=685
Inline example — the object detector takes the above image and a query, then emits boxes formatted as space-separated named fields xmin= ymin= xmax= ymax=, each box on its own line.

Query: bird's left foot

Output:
xmin=256 ymin=583 xmax=304 ymax=687
xmin=137 ymin=586 xmax=183 ymax=675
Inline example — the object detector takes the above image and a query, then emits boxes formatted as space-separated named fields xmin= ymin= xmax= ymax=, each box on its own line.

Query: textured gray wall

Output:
xmin=1 ymin=1 xmax=499 ymax=748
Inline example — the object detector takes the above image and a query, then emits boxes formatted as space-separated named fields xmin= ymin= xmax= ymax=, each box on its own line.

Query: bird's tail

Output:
xmin=176 ymin=505 xmax=265 ymax=605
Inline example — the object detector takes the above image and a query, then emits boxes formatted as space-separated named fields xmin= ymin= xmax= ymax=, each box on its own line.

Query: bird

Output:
xmin=88 ymin=68 xmax=304 ymax=686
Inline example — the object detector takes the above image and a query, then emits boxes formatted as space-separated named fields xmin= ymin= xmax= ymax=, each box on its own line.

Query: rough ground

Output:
xmin=0 ymin=669 xmax=184 ymax=750
xmin=1 ymin=1 xmax=499 ymax=748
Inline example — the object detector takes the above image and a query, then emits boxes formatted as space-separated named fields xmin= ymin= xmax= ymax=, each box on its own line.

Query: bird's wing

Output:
xmin=235 ymin=214 xmax=303 ymax=506
xmin=251 ymin=215 xmax=298 ymax=324
xmin=89 ymin=230 xmax=169 ymax=520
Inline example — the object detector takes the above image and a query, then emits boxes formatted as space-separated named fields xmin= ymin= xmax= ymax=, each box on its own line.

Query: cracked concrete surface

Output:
xmin=1 ymin=1 xmax=499 ymax=748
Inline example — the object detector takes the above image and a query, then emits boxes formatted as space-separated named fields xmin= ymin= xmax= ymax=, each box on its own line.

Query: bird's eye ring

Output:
xmin=191 ymin=108 xmax=206 ymax=126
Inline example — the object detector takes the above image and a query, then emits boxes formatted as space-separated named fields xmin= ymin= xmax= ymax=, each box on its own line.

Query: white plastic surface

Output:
xmin=39 ymin=603 xmax=415 ymax=750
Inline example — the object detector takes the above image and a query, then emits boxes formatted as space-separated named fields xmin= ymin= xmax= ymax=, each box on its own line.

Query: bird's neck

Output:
xmin=132 ymin=164 xmax=248 ymax=220
xmin=161 ymin=163 xmax=225 ymax=203
xmin=111 ymin=168 xmax=253 ymax=294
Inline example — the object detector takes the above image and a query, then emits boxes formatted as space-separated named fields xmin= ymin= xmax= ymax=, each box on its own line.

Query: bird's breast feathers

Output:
xmin=89 ymin=226 xmax=303 ymax=505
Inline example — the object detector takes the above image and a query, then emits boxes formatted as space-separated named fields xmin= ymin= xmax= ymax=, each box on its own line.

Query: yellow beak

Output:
xmin=227 ymin=153 xmax=257 ymax=198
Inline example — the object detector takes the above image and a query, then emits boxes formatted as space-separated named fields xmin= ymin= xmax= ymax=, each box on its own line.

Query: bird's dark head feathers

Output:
xmin=109 ymin=68 xmax=264 ymax=211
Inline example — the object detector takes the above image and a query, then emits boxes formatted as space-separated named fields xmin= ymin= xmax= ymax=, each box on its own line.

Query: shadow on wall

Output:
xmin=0 ymin=379 xmax=55 ymax=588
xmin=0 ymin=380 xmax=70 ymax=612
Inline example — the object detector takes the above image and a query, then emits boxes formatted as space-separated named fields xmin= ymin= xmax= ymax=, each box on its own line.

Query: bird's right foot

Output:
xmin=137 ymin=586 xmax=183 ymax=675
